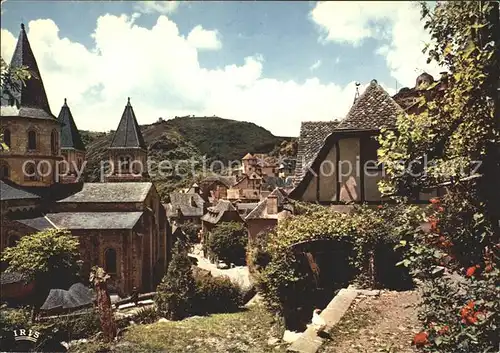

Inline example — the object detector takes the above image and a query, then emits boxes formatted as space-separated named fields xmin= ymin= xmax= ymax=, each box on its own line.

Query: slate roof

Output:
xmin=242 ymin=153 xmax=254 ymax=160
xmin=0 ymin=180 xmax=41 ymax=201
xmin=201 ymin=199 xmax=240 ymax=224
xmin=18 ymin=212 xmax=143 ymax=230
xmin=245 ymin=188 xmax=288 ymax=220
xmin=199 ymin=175 xmax=236 ymax=188
xmin=0 ymin=24 xmax=56 ymax=120
xmin=57 ymin=182 xmax=152 ymax=203
xmin=0 ymin=271 xmax=27 ymax=285
xmin=236 ymin=202 xmax=259 ymax=217
xmin=293 ymin=121 xmax=339 ymax=185
xmin=41 ymin=283 xmax=94 ymax=311
xmin=336 ymin=80 xmax=404 ymax=130
xmin=57 ymin=98 xmax=86 ymax=151
xmin=109 ymin=98 xmax=147 ymax=149
xmin=166 ymin=192 xmax=205 ymax=218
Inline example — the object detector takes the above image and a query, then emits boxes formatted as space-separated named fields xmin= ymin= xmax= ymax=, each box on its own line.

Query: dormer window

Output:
xmin=119 ymin=155 xmax=132 ymax=173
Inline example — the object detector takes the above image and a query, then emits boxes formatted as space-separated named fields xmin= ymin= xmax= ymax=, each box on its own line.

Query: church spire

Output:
xmin=1 ymin=23 xmax=55 ymax=120
xmin=109 ymin=97 xmax=147 ymax=149
xmin=57 ymin=98 xmax=86 ymax=151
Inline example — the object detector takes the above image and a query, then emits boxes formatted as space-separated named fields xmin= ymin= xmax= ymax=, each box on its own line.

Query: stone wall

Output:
xmin=0 ymin=117 xmax=62 ymax=186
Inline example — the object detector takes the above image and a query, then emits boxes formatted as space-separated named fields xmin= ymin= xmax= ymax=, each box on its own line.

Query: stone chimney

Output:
xmin=267 ymin=195 xmax=278 ymax=215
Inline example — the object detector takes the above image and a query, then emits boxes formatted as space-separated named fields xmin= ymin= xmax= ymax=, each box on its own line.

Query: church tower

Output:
xmin=105 ymin=97 xmax=148 ymax=182
xmin=57 ymin=98 xmax=86 ymax=183
xmin=0 ymin=24 xmax=62 ymax=186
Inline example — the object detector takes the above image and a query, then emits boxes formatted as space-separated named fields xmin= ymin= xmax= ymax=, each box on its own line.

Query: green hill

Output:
xmin=81 ymin=116 xmax=296 ymax=200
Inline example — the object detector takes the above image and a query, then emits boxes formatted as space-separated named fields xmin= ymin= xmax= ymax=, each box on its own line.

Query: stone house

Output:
xmin=0 ymin=24 xmax=170 ymax=297
xmin=289 ymin=76 xmax=445 ymax=206
xmin=196 ymin=175 xmax=236 ymax=202
xmin=166 ymin=192 xmax=205 ymax=224
xmin=200 ymin=199 xmax=244 ymax=234
xmin=245 ymin=188 xmax=290 ymax=245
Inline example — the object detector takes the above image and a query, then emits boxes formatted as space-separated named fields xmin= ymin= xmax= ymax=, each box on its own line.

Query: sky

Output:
xmin=0 ymin=1 xmax=440 ymax=137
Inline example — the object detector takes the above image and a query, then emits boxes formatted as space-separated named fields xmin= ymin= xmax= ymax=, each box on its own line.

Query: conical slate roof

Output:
xmin=337 ymin=79 xmax=404 ymax=130
xmin=57 ymin=98 xmax=86 ymax=151
xmin=0 ymin=24 xmax=56 ymax=120
xmin=109 ymin=98 xmax=146 ymax=149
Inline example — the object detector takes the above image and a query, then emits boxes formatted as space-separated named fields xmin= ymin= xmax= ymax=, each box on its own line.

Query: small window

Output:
xmin=27 ymin=130 xmax=37 ymax=151
xmin=51 ymin=130 xmax=59 ymax=155
xmin=119 ymin=155 xmax=131 ymax=173
xmin=24 ymin=161 xmax=38 ymax=181
xmin=3 ymin=129 xmax=11 ymax=148
xmin=0 ymin=163 xmax=9 ymax=179
xmin=105 ymin=248 xmax=117 ymax=274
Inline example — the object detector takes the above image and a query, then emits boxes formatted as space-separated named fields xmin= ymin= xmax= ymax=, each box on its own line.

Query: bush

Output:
xmin=179 ymin=222 xmax=202 ymax=244
xmin=155 ymin=241 xmax=196 ymax=320
xmin=132 ymin=307 xmax=159 ymax=325
xmin=193 ymin=274 xmax=243 ymax=315
xmin=256 ymin=203 xmax=418 ymax=329
xmin=207 ymin=222 xmax=247 ymax=266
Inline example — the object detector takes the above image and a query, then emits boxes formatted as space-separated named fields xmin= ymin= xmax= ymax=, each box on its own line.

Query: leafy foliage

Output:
xmin=192 ymin=274 xmax=243 ymax=315
xmin=377 ymin=2 xmax=500 ymax=351
xmin=0 ymin=57 xmax=32 ymax=150
xmin=256 ymin=203 xmax=418 ymax=329
xmin=155 ymin=241 xmax=196 ymax=320
xmin=1 ymin=229 xmax=80 ymax=286
xmin=207 ymin=222 xmax=248 ymax=266
xmin=178 ymin=222 xmax=202 ymax=244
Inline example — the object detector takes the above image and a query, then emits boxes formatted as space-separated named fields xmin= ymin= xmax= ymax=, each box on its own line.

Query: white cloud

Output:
xmin=310 ymin=1 xmax=441 ymax=87
xmin=309 ymin=59 xmax=322 ymax=71
xmin=1 ymin=15 xmax=374 ymax=137
xmin=134 ymin=1 xmax=180 ymax=15
xmin=187 ymin=25 xmax=222 ymax=51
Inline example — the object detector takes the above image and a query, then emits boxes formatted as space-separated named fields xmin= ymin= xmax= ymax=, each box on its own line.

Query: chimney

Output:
xmin=267 ymin=195 xmax=278 ymax=215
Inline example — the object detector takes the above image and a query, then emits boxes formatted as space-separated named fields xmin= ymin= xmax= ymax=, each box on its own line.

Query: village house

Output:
xmin=245 ymin=188 xmax=290 ymax=245
xmin=290 ymin=75 xmax=446 ymax=207
xmin=0 ymin=24 xmax=170 ymax=297
xmin=165 ymin=191 xmax=206 ymax=224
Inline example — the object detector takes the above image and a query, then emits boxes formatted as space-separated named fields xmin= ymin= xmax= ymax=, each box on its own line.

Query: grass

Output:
xmin=70 ymin=305 xmax=287 ymax=353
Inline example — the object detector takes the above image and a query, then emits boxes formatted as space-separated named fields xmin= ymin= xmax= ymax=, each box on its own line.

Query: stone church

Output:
xmin=0 ymin=24 xmax=171 ymax=296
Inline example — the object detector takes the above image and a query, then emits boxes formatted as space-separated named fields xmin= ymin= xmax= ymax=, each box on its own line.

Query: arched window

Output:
xmin=24 ymin=161 xmax=37 ymax=181
xmin=104 ymin=248 xmax=117 ymax=274
xmin=119 ymin=155 xmax=131 ymax=173
xmin=7 ymin=235 xmax=20 ymax=248
xmin=3 ymin=129 xmax=11 ymax=148
xmin=27 ymin=130 xmax=37 ymax=151
xmin=51 ymin=130 xmax=59 ymax=155
xmin=0 ymin=163 xmax=9 ymax=179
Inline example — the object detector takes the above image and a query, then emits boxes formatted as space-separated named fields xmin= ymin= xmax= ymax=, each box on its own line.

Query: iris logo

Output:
xmin=13 ymin=328 xmax=41 ymax=343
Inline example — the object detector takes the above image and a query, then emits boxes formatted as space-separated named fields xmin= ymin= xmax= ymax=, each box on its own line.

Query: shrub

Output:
xmin=155 ymin=241 xmax=196 ymax=320
xmin=256 ymin=203 xmax=418 ymax=329
xmin=193 ymin=274 xmax=243 ymax=315
xmin=207 ymin=222 xmax=247 ymax=266
xmin=179 ymin=222 xmax=202 ymax=244
xmin=132 ymin=307 xmax=159 ymax=325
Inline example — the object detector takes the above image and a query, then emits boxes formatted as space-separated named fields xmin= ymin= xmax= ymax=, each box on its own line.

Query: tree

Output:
xmin=1 ymin=229 xmax=80 ymax=318
xmin=1 ymin=57 xmax=32 ymax=150
xmin=155 ymin=241 xmax=196 ymax=320
xmin=207 ymin=222 xmax=247 ymax=266
xmin=378 ymin=2 xmax=500 ymax=351
xmin=89 ymin=267 xmax=116 ymax=342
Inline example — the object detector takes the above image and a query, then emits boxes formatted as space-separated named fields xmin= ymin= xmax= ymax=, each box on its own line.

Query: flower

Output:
xmin=430 ymin=198 xmax=440 ymax=204
xmin=485 ymin=264 xmax=493 ymax=272
xmin=438 ymin=325 xmax=449 ymax=335
xmin=466 ymin=266 xmax=477 ymax=277
xmin=377 ymin=205 xmax=383 ymax=209
xmin=412 ymin=331 xmax=429 ymax=347
xmin=438 ymin=206 xmax=445 ymax=212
